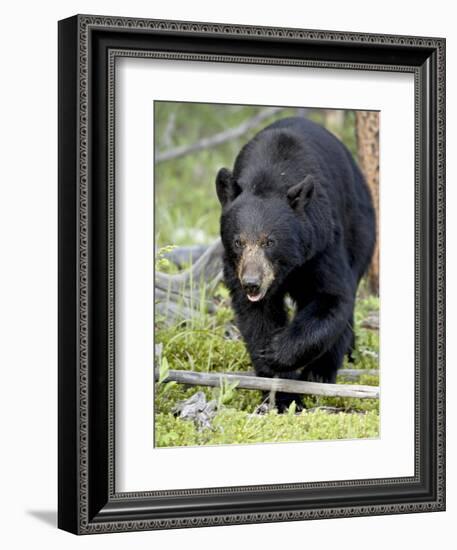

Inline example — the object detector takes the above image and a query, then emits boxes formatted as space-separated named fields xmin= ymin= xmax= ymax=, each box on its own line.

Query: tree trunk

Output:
xmin=355 ymin=111 xmax=380 ymax=295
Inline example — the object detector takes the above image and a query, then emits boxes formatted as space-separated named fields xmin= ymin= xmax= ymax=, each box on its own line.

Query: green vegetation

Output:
xmin=155 ymin=283 xmax=379 ymax=447
xmin=154 ymin=102 xmax=378 ymax=447
xmin=156 ymin=408 xmax=379 ymax=448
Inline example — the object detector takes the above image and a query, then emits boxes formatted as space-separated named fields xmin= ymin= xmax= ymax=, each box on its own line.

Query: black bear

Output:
xmin=216 ymin=116 xmax=376 ymax=411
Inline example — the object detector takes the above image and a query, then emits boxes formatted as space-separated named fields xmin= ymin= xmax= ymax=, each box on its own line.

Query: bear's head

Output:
xmin=216 ymin=168 xmax=329 ymax=302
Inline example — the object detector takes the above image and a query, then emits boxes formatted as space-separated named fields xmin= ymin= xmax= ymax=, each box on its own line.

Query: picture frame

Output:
xmin=58 ymin=14 xmax=445 ymax=534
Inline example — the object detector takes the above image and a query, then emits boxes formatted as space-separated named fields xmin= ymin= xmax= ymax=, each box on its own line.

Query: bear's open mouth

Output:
xmin=246 ymin=290 xmax=265 ymax=302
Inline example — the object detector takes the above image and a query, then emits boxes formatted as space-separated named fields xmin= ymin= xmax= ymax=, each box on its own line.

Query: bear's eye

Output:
xmin=265 ymin=238 xmax=275 ymax=248
xmin=234 ymin=239 xmax=243 ymax=248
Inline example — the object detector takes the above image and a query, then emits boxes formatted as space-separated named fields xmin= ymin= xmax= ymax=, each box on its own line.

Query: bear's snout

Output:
xmin=237 ymin=245 xmax=275 ymax=302
xmin=241 ymin=274 xmax=261 ymax=297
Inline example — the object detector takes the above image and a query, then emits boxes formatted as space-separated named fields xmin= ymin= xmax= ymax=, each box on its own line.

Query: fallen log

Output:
xmin=155 ymin=239 xmax=223 ymax=322
xmin=215 ymin=368 xmax=379 ymax=380
xmin=361 ymin=313 xmax=379 ymax=330
xmin=213 ymin=369 xmax=379 ymax=380
xmin=163 ymin=244 xmax=209 ymax=269
xmin=156 ymin=369 xmax=379 ymax=399
xmin=155 ymin=239 xmax=223 ymax=298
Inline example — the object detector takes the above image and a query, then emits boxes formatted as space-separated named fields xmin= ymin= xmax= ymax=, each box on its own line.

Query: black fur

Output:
xmin=216 ymin=117 xmax=376 ymax=411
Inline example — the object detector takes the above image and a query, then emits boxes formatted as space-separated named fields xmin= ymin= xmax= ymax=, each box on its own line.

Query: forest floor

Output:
xmin=154 ymin=282 xmax=379 ymax=448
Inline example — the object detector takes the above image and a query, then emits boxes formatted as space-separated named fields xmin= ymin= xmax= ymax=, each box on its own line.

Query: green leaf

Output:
xmin=158 ymin=356 xmax=170 ymax=384
xmin=163 ymin=381 xmax=177 ymax=394
xmin=287 ymin=400 xmax=297 ymax=416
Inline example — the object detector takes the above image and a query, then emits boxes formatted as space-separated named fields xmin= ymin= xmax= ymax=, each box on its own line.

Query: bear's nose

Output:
xmin=242 ymin=276 xmax=261 ymax=295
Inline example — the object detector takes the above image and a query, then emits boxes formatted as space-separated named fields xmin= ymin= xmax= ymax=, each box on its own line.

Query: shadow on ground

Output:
xmin=27 ymin=510 xmax=57 ymax=528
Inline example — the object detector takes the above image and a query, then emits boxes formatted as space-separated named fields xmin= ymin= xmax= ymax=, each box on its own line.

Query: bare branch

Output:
xmin=155 ymin=107 xmax=285 ymax=163
xmin=156 ymin=369 xmax=380 ymax=399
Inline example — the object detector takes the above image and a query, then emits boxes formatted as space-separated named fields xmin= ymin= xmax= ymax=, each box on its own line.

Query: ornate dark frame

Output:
xmin=58 ymin=14 xmax=446 ymax=535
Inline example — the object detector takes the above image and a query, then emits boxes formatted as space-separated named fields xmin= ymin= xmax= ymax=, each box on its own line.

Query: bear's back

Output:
xmin=232 ymin=117 xmax=358 ymax=199
xmin=230 ymin=116 xmax=375 ymax=278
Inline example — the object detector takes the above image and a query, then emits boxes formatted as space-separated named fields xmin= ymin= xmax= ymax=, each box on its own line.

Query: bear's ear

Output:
xmin=215 ymin=168 xmax=241 ymax=207
xmin=287 ymin=175 xmax=315 ymax=211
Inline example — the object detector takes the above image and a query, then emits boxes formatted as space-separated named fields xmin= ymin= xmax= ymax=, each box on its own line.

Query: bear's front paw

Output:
xmin=258 ymin=331 xmax=297 ymax=371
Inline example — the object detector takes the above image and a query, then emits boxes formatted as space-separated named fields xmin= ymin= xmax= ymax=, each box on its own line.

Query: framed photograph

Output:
xmin=58 ymin=14 xmax=445 ymax=534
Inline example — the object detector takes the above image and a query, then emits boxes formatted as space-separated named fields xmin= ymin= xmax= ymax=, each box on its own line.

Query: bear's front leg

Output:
xmin=230 ymin=286 xmax=303 ymax=410
xmin=231 ymin=286 xmax=288 ymax=378
xmin=260 ymin=249 xmax=357 ymax=373
xmin=260 ymin=293 xmax=355 ymax=372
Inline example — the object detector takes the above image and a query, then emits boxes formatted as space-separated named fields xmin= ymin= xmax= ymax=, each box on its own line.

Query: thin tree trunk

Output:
xmin=355 ymin=111 xmax=380 ymax=294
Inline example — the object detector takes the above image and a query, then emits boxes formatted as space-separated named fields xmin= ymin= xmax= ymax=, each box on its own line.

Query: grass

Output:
xmin=154 ymin=102 xmax=379 ymax=448
xmin=155 ymin=408 xmax=379 ymax=448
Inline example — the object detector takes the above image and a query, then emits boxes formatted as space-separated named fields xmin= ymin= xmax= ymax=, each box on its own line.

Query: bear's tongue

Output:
xmin=247 ymin=292 xmax=263 ymax=302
